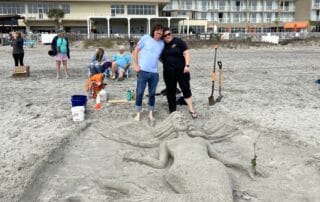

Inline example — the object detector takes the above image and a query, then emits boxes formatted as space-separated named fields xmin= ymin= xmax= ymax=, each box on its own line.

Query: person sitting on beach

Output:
xmin=110 ymin=45 xmax=131 ymax=81
xmin=88 ymin=47 xmax=110 ymax=77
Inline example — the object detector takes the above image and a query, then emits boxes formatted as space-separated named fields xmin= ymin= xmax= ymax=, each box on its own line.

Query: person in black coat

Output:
xmin=51 ymin=29 xmax=70 ymax=79
xmin=11 ymin=31 xmax=24 ymax=67
xmin=160 ymin=27 xmax=198 ymax=119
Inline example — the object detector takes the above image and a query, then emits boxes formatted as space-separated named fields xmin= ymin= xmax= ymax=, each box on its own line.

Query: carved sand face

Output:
xmin=172 ymin=112 xmax=188 ymax=132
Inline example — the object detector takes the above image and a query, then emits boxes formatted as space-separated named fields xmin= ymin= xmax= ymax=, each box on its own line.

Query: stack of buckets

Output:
xmin=71 ymin=95 xmax=87 ymax=121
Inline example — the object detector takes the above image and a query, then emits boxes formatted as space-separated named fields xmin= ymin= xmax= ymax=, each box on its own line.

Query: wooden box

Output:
xmin=12 ymin=66 xmax=30 ymax=78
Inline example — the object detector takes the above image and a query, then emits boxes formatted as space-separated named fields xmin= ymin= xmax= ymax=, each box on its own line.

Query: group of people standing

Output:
xmin=133 ymin=24 xmax=198 ymax=121
xmin=10 ymin=25 xmax=197 ymax=120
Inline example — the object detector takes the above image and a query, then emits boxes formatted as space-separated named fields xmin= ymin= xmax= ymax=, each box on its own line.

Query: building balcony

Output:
xmin=313 ymin=3 xmax=320 ymax=9
xmin=280 ymin=18 xmax=294 ymax=22
xmin=217 ymin=6 xmax=228 ymax=11
xmin=218 ymin=18 xmax=229 ymax=23
xmin=311 ymin=16 xmax=320 ymax=21
xmin=279 ymin=7 xmax=295 ymax=12
xmin=181 ymin=5 xmax=194 ymax=10
xmin=264 ymin=6 xmax=273 ymax=11
xmin=230 ymin=6 xmax=246 ymax=11
xmin=249 ymin=18 xmax=261 ymax=23
xmin=246 ymin=6 xmax=261 ymax=11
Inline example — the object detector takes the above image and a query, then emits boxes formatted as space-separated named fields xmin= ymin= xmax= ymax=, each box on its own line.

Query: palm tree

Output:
xmin=47 ymin=8 xmax=65 ymax=30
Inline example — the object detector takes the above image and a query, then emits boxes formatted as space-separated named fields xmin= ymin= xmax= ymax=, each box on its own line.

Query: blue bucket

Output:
xmin=71 ymin=95 xmax=87 ymax=107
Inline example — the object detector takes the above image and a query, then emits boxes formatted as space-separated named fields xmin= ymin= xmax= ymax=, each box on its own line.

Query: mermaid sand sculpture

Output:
xmin=95 ymin=112 xmax=265 ymax=201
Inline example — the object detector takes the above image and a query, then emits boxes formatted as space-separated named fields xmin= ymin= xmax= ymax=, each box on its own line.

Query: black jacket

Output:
xmin=12 ymin=37 xmax=24 ymax=54
xmin=51 ymin=35 xmax=70 ymax=58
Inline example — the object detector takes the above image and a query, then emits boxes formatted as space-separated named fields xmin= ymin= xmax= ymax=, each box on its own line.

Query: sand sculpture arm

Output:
xmin=124 ymin=142 xmax=169 ymax=169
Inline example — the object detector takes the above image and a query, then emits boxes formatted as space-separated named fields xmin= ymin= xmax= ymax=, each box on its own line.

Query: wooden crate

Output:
xmin=12 ymin=66 xmax=30 ymax=78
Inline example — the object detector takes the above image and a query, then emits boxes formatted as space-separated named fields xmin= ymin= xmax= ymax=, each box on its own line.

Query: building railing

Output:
xmin=264 ymin=6 xmax=273 ymax=11
xmin=230 ymin=6 xmax=246 ymax=11
xmin=217 ymin=6 xmax=228 ymax=11
xmin=313 ymin=3 xmax=320 ymax=9
xmin=279 ymin=6 xmax=295 ymax=12
xmin=247 ymin=6 xmax=263 ymax=11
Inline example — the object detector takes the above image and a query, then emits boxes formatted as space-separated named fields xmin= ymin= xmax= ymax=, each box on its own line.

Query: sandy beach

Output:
xmin=0 ymin=42 xmax=319 ymax=201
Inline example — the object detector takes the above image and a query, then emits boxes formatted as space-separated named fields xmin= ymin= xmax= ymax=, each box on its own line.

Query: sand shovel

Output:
xmin=208 ymin=45 xmax=218 ymax=105
xmin=215 ymin=61 xmax=223 ymax=102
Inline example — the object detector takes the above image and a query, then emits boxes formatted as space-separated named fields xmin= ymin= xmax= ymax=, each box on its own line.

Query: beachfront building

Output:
xmin=0 ymin=0 xmax=190 ymax=37
xmin=162 ymin=0 xmax=320 ymax=33
xmin=0 ymin=0 xmax=320 ymax=35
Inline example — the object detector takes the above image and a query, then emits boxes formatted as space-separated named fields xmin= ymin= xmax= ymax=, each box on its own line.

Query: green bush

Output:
xmin=83 ymin=38 xmax=113 ymax=49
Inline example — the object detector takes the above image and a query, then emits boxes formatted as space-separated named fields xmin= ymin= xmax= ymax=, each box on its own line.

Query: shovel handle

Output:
xmin=213 ymin=45 xmax=218 ymax=72
xmin=217 ymin=61 xmax=222 ymax=85
xmin=211 ymin=72 xmax=216 ymax=81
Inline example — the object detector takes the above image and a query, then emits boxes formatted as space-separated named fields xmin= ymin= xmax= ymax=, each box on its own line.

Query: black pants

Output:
xmin=13 ymin=53 xmax=24 ymax=66
xmin=163 ymin=68 xmax=192 ymax=113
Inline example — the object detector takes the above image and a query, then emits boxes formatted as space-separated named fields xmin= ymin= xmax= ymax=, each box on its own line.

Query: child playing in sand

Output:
xmin=85 ymin=73 xmax=106 ymax=99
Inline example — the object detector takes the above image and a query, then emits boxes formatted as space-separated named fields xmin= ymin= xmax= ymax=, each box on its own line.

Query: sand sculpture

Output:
xmin=95 ymin=112 xmax=265 ymax=201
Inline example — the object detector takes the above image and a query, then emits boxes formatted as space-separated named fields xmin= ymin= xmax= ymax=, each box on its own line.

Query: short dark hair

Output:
xmin=163 ymin=27 xmax=171 ymax=33
xmin=150 ymin=24 xmax=163 ymax=38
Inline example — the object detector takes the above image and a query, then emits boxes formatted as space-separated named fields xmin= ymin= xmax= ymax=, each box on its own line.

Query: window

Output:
xmin=0 ymin=2 xmax=25 ymax=14
xmin=200 ymin=12 xmax=207 ymax=19
xmin=27 ymin=3 xmax=68 ymax=14
xmin=198 ymin=0 xmax=208 ymax=11
xmin=249 ymin=13 xmax=257 ymax=23
xmin=185 ymin=0 xmax=192 ymax=10
xmin=248 ymin=1 xmax=257 ymax=10
xmin=61 ymin=4 xmax=70 ymax=14
xmin=265 ymin=0 xmax=272 ymax=11
xmin=217 ymin=1 xmax=226 ymax=11
xmin=127 ymin=5 xmax=155 ymax=15
xmin=111 ymin=5 xmax=124 ymax=16
xmin=265 ymin=13 xmax=272 ymax=22
xmin=232 ymin=13 xmax=241 ymax=23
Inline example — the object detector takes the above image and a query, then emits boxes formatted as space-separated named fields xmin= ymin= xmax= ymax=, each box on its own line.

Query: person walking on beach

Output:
xmin=128 ymin=37 xmax=135 ymax=53
xmin=51 ymin=29 xmax=70 ymax=79
xmin=11 ymin=31 xmax=24 ymax=67
xmin=133 ymin=24 xmax=164 ymax=122
xmin=160 ymin=27 xmax=198 ymax=119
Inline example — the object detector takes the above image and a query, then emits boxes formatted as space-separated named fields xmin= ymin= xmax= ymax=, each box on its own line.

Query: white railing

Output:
xmin=26 ymin=14 xmax=49 ymax=20
xmin=280 ymin=18 xmax=294 ymax=22
xmin=313 ymin=3 xmax=320 ymax=8
xmin=280 ymin=6 xmax=295 ymax=12
xmin=264 ymin=18 xmax=272 ymax=22
xmin=250 ymin=6 xmax=263 ymax=11
xmin=249 ymin=18 xmax=259 ymax=23
xmin=220 ymin=18 xmax=229 ymax=23
xmin=198 ymin=6 xmax=208 ymax=11
xmin=311 ymin=15 xmax=320 ymax=21
xmin=217 ymin=6 xmax=228 ymax=11
xmin=264 ymin=6 xmax=273 ymax=11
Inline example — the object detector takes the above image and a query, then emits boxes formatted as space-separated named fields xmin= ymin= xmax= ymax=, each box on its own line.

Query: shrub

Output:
xmin=83 ymin=38 xmax=113 ymax=49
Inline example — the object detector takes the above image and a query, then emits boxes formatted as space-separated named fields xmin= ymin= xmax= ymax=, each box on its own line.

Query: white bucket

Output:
xmin=99 ymin=89 xmax=108 ymax=102
xmin=71 ymin=106 xmax=85 ymax=122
